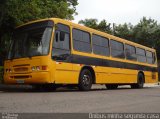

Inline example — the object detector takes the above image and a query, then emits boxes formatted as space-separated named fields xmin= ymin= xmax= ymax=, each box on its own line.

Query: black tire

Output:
xmin=105 ymin=84 xmax=118 ymax=90
xmin=78 ymin=69 xmax=92 ymax=91
xmin=131 ymin=73 xmax=144 ymax=89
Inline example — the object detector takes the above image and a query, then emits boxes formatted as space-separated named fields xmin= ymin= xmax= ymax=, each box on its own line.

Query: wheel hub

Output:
xmin=82 ymin=75 xmax=90 ymax=86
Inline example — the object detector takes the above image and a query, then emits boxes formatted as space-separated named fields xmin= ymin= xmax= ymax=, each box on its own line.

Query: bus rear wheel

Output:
xmin=131 ymin=73 xmax=144 ymax=89
xmin=78 ymin=69 xmax=92 ymax=91
xmin=105 ymin=84 xmax=118 ymax=90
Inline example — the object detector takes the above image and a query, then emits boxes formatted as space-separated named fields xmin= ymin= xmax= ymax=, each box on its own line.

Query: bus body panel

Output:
xmin=54 ymin=62 xmax=78 ymax=84
xmin=144 ymin=71 xmax=158 ymax=83
xmin=4 ymin=56 xmax=52 ymax=84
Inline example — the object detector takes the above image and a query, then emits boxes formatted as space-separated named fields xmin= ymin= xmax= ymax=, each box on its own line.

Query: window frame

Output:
xmin=92 ymin=34 xmax=110 ymax=56
xmin=51 ymin=23 xmax=71 ymax=61
xmin=72 ymin=28 xmax=92 ymax=53
xmin=52 ymin=23 xmax=71 ymax=51
xmin=125 ymin=44 xmax=137 ymax=61
xmin=136 ymin=47 xmax=146 ymax=63
xmin=146 ymin=50 xmax=155 ymax=64
xmin=110 ymin=39 xmax=125 ymax=59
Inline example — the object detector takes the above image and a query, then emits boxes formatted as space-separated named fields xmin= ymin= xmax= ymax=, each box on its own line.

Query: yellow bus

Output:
xmin=4 ymin=18 xmax=158 ymax=91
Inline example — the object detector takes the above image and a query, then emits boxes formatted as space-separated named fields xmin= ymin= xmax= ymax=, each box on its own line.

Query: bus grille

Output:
xmin=13 ymin=75 xmax=30 ymax=79
xmin=14 ymin=67 xmax=28 ymax=72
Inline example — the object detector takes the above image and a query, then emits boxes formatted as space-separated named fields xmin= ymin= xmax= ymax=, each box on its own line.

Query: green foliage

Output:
xmin=98 ymin=20 xmax=112 ymax=34
xmin=132 ymin=17 xmax=159 ymax=46
xmin=79 ymin=17 xmax=160 ymax=59
xmin=79 ymin=18 xmax=112 ymax=33
xmin=1 ymin=0 xmax=78 ymax=25
xmin=131 ymin=17 xmax=160 ymax=58
xmin=79 ymin=19 xmax=98 ymax=29
xmin=0 ymin=0 xmax=78 ymax=64
xmin=114 ymin=23 xmax=134 ymax=41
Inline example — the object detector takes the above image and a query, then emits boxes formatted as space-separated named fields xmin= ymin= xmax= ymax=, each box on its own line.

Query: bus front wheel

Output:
xmin=78 ymin=69 xmax=92 ymax=91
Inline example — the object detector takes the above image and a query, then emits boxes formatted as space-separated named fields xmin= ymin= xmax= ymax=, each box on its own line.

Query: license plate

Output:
xmin=16 ymin=80 xmax=24 ymax=84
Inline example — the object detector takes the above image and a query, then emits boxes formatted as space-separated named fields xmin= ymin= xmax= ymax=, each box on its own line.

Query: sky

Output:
xmin=73 ymin=0 xmax=160 ymax=25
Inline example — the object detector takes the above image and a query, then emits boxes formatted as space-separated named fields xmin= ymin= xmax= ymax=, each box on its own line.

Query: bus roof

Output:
xmin=16 ymin=18 xmax=156 ymax=52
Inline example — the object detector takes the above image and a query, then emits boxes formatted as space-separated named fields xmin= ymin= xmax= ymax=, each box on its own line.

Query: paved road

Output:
xmin=0 ymin=84 xmax=160 ymax=113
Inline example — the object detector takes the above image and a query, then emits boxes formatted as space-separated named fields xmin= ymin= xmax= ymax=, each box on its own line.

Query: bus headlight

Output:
xmin=36 ymin=66 xmax=40 ymax=71
xmin=6 ymin=69 xmax=12 ymax=73
xmin=9 ymin=69 xmax=12 ymax=73
xmin=6 ymin=69 xmax=9 ymax=73
xmin=31 ymin=66 xmax=41 ymax=71
xmin=31 ymin=66 xmax=36 ymax=71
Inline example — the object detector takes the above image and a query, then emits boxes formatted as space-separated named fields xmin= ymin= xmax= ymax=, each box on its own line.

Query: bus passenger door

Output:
xmin=52 ymin=23 xmax=74 ymax=84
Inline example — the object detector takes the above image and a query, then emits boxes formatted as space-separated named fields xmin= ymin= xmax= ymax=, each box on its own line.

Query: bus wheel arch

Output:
xmin=78 ymin=66 xmax=95 ymax=91
xmin=138 ymin=71 xmax=145 ymax=83
xmin=80 ymin=66 xmax=96 ymax=84
xmin=131 ymin=71 xmax=145 ymax=89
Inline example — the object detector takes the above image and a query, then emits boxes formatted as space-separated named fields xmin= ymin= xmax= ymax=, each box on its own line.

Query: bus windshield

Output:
xmin=8 ymin=25 xmax=53 ymax=59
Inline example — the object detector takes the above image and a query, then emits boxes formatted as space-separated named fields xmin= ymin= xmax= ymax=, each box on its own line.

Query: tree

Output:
xmin=0 ymin=0 xmax=78 ymax=63
xmin=79 ymin=18 xmax=98 ymax=29
xmin=79 ymin=18 xmax=112 ymax=33
xmin=97 ymin=20 xmax=112 ymax=34
xmin=132 ymin=17 xmax=158 ymax=46
xmin=132 ymin=17 xmax=160 ymax=58
xmin=79 ymin=17 xmax=160 ymax=59
xmin=114 ymin=23 xmax=133 ymax=41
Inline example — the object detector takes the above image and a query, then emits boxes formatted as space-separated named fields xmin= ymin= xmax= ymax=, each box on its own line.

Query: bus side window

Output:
xmin=92 ymin=34 xmax=110 ymax=56
xmin=146 ymin=51 xmax=156 ymax=64
xmin=72 ymin=29 xmax=92 ymax=53
xmin=52 ymin=23 xmax=70 ymax=61
xmin=152 ymin=52 xmax=156 ymax=64
xmin=110 ymin=40 xmax=125 ymax=59
xmin=136 ymin=48 xmax=146 ymax=63
xmin=125 ymin=44 xmax=137 ymax=61
xmin=146 ymin=51 xmax=153 ymax=64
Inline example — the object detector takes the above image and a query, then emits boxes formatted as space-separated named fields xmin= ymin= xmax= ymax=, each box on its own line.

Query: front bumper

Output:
xmin=4 ymin=71 xmax=51 ymax=84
